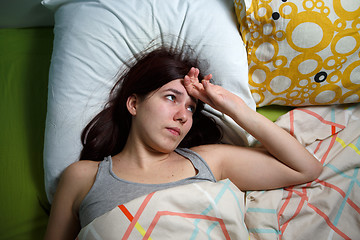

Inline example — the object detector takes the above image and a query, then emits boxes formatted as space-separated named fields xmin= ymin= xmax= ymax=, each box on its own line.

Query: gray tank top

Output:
xmin=79 ymin=148 xmax=216 ymax=227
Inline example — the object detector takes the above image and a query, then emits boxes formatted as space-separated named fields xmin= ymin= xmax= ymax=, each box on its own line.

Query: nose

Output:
xmin=174 ymin=106 xmax=188 ymax=124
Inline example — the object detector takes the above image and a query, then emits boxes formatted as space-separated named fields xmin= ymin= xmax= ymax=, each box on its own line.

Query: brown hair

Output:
xmin=80 ymin=46 xmax=222 ymax=161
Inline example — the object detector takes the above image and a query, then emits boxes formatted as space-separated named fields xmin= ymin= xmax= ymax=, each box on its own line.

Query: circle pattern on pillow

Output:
xmin=235 ymin=0 xmax=360 ymax=106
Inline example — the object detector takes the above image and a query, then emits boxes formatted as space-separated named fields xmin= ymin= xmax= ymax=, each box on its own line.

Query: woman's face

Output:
xmin=129 ymin=79 xmax=197 ymax=153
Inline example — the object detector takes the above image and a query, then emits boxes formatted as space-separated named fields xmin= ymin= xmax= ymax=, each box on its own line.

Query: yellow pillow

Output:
xmin=235 ymin=0 xmax=360 ymax=106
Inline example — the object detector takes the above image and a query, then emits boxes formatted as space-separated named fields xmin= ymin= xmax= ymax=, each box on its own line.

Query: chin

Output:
xmin=152 ymin=142 xmax=180 ymax=154
xmin=159 ymin=145 xmax=179 ymax=153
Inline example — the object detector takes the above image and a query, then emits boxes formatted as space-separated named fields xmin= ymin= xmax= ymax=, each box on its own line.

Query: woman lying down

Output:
xmin=44 ymin=46 xmax=323 ymax=239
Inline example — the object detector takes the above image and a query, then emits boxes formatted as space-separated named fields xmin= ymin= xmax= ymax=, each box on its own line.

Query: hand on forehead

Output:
xmin=183 ymin=67 xmax=212 ymax=98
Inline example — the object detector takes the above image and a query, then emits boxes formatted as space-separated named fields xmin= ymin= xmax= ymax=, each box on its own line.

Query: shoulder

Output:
xmin=189 ymin=144 xmax=230 ymax=180
xmin=58 ymin=160 xmax=100 ymax=210
xmin=61 ymin=160 xmax=100 ymax=185
xmin=61 ymin=160 xmax=100 ymax=191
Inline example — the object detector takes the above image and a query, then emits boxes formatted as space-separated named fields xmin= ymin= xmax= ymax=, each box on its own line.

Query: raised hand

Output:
xmin=183 ymin=67 xmax=246 ymax=118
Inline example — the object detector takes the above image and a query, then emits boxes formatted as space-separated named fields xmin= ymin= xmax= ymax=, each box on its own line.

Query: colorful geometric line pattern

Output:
xmin=245 ymin=104 xmax=360 ymax=240
xmin=115 ymin=179 xmax=246 ymax=239
xmin=190 ymin=179 xmax=246 ymax=239
xmin=281 ymin=108 xmax=360 ymax=239
xmin=118 ymin=192 xmax=155 ymax=240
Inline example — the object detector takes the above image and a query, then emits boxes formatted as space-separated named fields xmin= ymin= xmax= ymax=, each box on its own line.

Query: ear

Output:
xmin=126 ymin=94 xmax=138 ymax=116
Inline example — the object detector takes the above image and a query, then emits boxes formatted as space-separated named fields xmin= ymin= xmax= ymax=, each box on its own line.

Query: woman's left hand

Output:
xmin=183 ymin=67 xmax=246 ymax=118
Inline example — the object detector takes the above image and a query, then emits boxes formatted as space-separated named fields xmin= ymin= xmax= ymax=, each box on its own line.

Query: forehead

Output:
xmin=159 ymin=79 xmax=185 ymax=90
xmin=159 ymin=79 xmax=197 ymax=102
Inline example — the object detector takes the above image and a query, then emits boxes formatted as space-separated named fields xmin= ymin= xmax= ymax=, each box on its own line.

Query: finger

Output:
xmin=202 ymin=79 xmax=211 ymax=90
xmin=185 ymin=69 xmax=202 ymax=87
xmin=184 ymin=77 xmax=207 ymax=101
xmin=203 ymin=73 xmax=212 ymax=81
xmin=194 ymin=68 xmax=200 ymax=79
xmin=187 ymin=67 xmax=196 ymax=79
xmin=200 ymin=80 xmax=218 ymax=108
xmin=184 ymin=75 xmax=202 ymax=92
xmin=183 ymin=74 xmax=192 ymax=88
xmin=202 ymin=80 xmax=216 ymax=99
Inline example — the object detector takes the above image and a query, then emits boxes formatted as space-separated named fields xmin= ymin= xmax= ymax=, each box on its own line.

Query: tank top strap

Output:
xmin=175 ymin=148 xmax=216 ymax=182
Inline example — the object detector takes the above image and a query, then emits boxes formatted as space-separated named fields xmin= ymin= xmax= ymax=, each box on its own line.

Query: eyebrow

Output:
xmin=165 ymin=88 xmax=183 ymax=96
xmin=164 ymin=88 xmax=197 ymax=104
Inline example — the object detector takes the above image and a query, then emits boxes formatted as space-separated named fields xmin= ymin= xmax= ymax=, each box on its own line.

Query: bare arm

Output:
xmin=185 ymin=68 xmax=323 ymax=190
xmin=44 ymin=161 xmax=97 ymax=240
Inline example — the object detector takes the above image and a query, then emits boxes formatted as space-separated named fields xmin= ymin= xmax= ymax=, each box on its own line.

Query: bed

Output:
xmin=1 ymin=0 xmax=359 ymax=239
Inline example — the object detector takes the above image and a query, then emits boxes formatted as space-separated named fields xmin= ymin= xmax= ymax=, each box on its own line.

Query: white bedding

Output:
xmin=77 ymin=179 xmax=249 ymax=240
xmin=246 ymin=103 xmax=360 ymax=240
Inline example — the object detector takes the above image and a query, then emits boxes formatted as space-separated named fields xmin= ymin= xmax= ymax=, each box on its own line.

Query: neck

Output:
xmin=114 ymin=133 xmax=172 ymax=170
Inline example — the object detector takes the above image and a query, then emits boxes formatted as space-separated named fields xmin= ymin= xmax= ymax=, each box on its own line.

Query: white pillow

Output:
xmin=42 ymin=0 xmax=255 ymax=203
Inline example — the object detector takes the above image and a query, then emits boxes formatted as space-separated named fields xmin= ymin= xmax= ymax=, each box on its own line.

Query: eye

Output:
xmin=187 ymin=105 xmax=196 ymax=113
xmin=165 ymin=95 xmax=176 ymax=101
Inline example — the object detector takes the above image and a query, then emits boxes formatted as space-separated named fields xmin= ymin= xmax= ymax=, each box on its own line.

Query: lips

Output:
xmin=167 ymin=127 xmax=181 ymax=136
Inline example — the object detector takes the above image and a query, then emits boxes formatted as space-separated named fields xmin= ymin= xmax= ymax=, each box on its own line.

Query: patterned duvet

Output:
xmin=246 ymin=103 xmax=360 ymax=240
xmin=77 ymin=103 xmax=360 ymax=240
